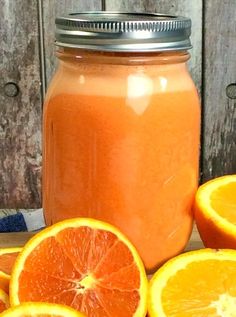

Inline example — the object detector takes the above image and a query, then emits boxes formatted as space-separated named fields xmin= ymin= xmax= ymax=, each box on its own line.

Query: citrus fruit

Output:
xmin=194 ymin=175 xmax=236 ymax=248
xmin=0 ymin=248 xmax=22 ymax=293
xmin=0 ymin=302 xmax=85 ymax=316
xmin=10 ymin=218 xmax=148 ymax=317
xmin=0 ymin=289 xmax=9 ymax=313
xmin=148 ymin=248 xmax=236 ymax=316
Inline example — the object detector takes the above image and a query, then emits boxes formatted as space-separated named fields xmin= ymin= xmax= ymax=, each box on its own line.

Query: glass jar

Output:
xmin=43 ymin=12 xmax=200 ymax=272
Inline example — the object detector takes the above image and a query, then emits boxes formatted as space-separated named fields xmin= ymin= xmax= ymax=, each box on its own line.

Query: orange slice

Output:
xmin=10 ymin=218 xmax=148 ymax=317
xmin=194 ymin=175 xmax=236 ymax=248
xmin=148 ymin=249 xmax=236 ymax=316
xmin=0 ymin=289 xmax=9 ymax=313
xmin=0 ymin=302 xmax=85 ymax=316
xmin=0 ymin=248 xmax=22 ymax=293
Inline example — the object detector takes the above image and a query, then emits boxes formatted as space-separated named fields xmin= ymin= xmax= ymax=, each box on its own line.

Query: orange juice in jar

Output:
xmin=43 ymin=12 xmax=200 ymax=272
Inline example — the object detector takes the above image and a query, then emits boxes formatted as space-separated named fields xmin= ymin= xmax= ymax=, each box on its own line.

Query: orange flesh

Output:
xmin=2 ymin=314 xmax=79 ymax=317
xmin=0 ymin=253 xmax=19 ymax=275
xmin=162 ymin=259 xmax=236 ymax=316
xmin=43 ymin=54 xmax=200 ymax=271
xmin=18 ymin=227 xmax=141 ymax=317
xmin=0 ymin=300 xmax=6 ymax=313
xmin=2 ymin=315 xmax=76 ymax=317
xmin=210 ymin=182 xmax=236 ymax=224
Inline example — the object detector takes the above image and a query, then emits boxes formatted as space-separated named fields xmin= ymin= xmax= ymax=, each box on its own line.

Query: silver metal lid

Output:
xmin=55 ymin=12 xmax=192 ymax=52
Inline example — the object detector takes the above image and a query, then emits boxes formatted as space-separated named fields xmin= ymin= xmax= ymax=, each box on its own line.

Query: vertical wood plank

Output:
xmin=105 ymin=0 xmax=203 ymax=94
xmin=202 ymin=0 xmax=236 ymax=181
xmin=42 ymin=0 xmax=102 ymax=87
xmin=0 ymin=0 xmax=42 ymax=208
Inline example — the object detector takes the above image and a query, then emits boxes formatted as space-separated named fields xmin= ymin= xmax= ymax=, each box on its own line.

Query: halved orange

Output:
xmin=148 ymin=248 xmax=236 ymax=316
xmin=0 ymin=302 xmax=85 ymax=316
xmin=194 ymin=175 xmax=236 ymax=248
xmin=0 ymin=248 xmax=22 ymax=293
xmin=10 ymin=218 xmax=148 ymax=317
xmin=0 ymin=289 xmax=9 ymax=313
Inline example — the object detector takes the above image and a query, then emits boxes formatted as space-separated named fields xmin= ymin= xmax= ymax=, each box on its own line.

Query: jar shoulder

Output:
xmin=45 ymin=62 xmax=198 ymax=103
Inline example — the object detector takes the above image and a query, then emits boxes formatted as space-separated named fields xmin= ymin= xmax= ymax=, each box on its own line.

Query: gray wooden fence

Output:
xmin=0 ymin=0 xmax=235 ymax=208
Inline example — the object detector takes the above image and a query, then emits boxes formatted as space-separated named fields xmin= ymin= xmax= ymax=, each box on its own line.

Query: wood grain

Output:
xmin=185 ymin=225 xmax=204 ymax=251
xmin=0 ymin=232 xmax=35 ymax=248
xmin=105 ymin=0 xmax=203 ymax=94
xmin=0 ymin=0 xmax=42 ymax=208
xmin=202 ymin=0 xmax=236 ymax=181
xmin=0 ymin=225 xmax=203 ymax=250
xmin=42 ymin=0 xmax=102 ymax=87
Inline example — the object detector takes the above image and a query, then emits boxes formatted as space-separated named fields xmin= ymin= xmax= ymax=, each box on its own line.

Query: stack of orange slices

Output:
xmin=0 ymin=289 xmax=9 ymax=313
xmin=0 ymin=248 xmax=22 ymax=293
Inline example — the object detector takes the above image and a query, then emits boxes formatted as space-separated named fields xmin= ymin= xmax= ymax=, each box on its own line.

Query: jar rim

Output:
xmin=55 ymin=11 xmax=192 ymax=52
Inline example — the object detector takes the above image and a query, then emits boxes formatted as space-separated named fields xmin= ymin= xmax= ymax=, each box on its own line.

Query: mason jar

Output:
xmin=43 ymin=12 xmax=200 ymax=272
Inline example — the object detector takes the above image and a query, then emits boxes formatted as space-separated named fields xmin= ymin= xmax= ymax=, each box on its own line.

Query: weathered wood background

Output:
xmin=0 ymin=0 xmax=235 ymax=208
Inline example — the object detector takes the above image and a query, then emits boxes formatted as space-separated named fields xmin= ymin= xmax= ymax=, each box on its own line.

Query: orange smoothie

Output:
xmin=43 ymin=51 xmax=200 ymax=271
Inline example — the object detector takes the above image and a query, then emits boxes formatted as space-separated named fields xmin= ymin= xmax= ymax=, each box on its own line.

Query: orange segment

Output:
xmin=0 ymin=289 xmax=9 ymax=313
xmin=0 ymin=302 xmax=85 ymax=316
xmin=148 ymin=249 xmax=236 ymax=316
xmin=0 ymin=251 xmax=21 ymax=275
xmin=0 ymin=248 xmax=22 ymax=293
xmin=10 ymin=218 xmax=148 ymax=317
xmin=194 ymin=175 xmax=236 ymax=248
xmin=210 ymin=180 xmax=236 ymax=223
